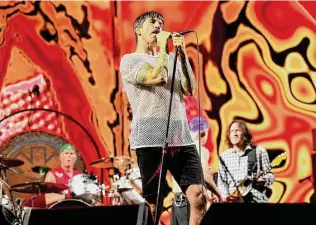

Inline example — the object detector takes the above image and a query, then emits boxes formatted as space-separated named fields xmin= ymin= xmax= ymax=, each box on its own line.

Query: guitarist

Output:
xmin=217 ymin=120 xmax=274 ymax=203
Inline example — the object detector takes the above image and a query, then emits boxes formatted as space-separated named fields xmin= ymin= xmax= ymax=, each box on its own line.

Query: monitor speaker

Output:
xmin=23 ymin=203 xmax=153 ymax=225
xmin=200 ymin=203 xmax=316 ymax=225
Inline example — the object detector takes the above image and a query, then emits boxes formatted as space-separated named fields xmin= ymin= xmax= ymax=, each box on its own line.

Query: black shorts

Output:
xmin=136 ymin=145 xmax=203 ymax=204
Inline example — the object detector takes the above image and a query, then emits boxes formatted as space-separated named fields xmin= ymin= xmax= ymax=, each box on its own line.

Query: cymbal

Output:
xmin=90 ymin=156 xmax=133 ymax=169
xmin=11 ymin=182 xmax=68 ymax=194
xmin=0 ymin=157 xmax=24 ymax=168
xmin=31 ymin=166 xmax=51 ymax=175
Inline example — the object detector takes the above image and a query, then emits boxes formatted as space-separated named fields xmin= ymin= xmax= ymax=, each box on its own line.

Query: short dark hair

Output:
xmin=225 ymin=119 xmax=252 ymax=148
xmin=133 ymin=11 xmax=164 ymax=41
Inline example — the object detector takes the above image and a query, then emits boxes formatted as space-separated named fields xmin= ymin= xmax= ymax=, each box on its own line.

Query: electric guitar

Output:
xmin=229 ymin=152 xmax=287 ymax=202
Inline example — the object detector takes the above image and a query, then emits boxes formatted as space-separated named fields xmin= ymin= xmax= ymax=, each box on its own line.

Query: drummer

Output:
xmin=44 ymin=143 xmax=81 ymax=206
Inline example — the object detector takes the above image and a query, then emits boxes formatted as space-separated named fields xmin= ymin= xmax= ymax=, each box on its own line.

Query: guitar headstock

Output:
xmin=271 ymin=152 xmax=287 ymax=168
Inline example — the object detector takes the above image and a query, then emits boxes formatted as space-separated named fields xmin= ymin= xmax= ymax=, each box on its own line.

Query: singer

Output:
xmin=120 ymin=11 xmax=206 ymax=225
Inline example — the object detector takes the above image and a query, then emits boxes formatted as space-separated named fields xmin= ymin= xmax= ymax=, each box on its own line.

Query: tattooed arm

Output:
xmin=172 ymin=33 xmax=195 ymax=96
xmin=135 ymin=31 xmax=170 ymax=86
xmin=136 ymin=52 xmax=169 ymax=86
xmin=179 ymin=52 xmax=195 ymax=96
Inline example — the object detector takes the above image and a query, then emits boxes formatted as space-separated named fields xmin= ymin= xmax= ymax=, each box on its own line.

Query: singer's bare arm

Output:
xmin=172 ymin=33 xmax=195 ymax=96
xmin=135 ymin=31 xmax=170 ymax=86
xmin=136 ymin=53 xmax=168 ymax=86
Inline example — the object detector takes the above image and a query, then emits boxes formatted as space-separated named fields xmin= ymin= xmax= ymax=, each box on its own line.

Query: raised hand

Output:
xmin=156 ymin=31 xmax=171 ymax=47
xmin=171 ymin=32 xmax=186 ymax=54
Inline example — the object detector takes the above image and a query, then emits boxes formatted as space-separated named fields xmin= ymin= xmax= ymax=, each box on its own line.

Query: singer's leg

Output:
xmin=169 ymin=145 xmax=205 ymax=225
xmin=186 ymin=184 xmax=204 ymax=225
xmin=136 ymin=147 xmax=168 ymax=223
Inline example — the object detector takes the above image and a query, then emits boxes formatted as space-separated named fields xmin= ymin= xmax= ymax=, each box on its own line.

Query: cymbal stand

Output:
xmin=0 ymin=178 xmax=11 ymax=202
xmin=0 ymin=180 xmax=3 ymax=205
xmin=0 ymin=156 xmax=19 ymax=222
xmin=17 ymin=195 xmax=38 ymax=216
xmin=91 ymin=171 xmax=105 ymax=205
xmin=108 ymin=174 xmax=123 ymax=205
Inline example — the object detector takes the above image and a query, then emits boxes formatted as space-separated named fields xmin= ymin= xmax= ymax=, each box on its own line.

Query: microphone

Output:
xmin=178 ymin=30 xmax=194 ymax=35
xmin=29 ymin=85 xmax=40 ymax=97
xmin=169 ymin=30 xmax=194 ymax=38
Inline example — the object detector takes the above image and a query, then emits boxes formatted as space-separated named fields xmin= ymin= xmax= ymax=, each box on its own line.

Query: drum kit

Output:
xmin=0 ymin=154 xmax=144 ymax=224
xmin=90 ymin=156 xmax=144 ymax=206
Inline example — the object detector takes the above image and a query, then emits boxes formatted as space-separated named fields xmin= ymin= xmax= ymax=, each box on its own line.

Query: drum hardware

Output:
xmin=31 ymin=166 xmax=51 ymax=182
xmin=90 ymin=156 xmax=133 ymax=169
xmin=90 ymin=156 xmax=134 ymax=206
xmin=0 ymin=165 xmax=18 ymax=174
xmin=48 ymin=199 xmax=91 ymax=209
xmin=31 ymin=166 xmax=51 ymax=175
xmin=100 ymin=183 xmax=107 ymax=196
xmin=1 ymin=193 xmax=14 ymax=210
xmin=15 ymin=197 xmax=32 ymax=221
xmin=0 ymin=157 xmax=21 ymax=177
xmin=1 ymin=204 xmax=20 ymax=225
xmin=126 ymin=167 xmax=142 ymax=192
xmin=11 ymin=182 xmax=68 ymax=194
xmin=106 ymin=167 xmax=121 ymax=176
xmin=0 ymin=155 xmax=24 ymax=219
xmin=107 ymin=178 xmax=124 ymax=206
xmin=89 ymin=156 xmax=145 ymax=206
xmin=114 ymin=176 xmax=133 ymax=192
xmin=19 ymin=195 xmax=41 ymax=209
xmin=115 ymin=176 xmax=144 ymax=205
xmin=106 ymin=174 xmax=144 ymax=205
xmin=0 ymin=157 xmax=24 ymax=168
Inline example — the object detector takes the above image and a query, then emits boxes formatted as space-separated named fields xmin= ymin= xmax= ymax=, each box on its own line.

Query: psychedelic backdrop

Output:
xmin=0 ymin=0 xmax=316 ymax=223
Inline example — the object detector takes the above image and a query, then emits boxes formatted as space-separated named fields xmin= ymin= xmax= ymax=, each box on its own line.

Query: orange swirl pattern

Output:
xmin=0 ymin=1 xmax=316 ymax=223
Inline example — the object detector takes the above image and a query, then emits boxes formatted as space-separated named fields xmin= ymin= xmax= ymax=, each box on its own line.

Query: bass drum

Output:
xmin=70 ymin=174 xmax=101 ymax=202
xmin=48 ymin=199 xmax=91 ymax=209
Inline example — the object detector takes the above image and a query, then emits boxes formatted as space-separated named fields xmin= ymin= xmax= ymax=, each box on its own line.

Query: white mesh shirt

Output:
xmin=120 ymin=53 xmax=195 ymax=149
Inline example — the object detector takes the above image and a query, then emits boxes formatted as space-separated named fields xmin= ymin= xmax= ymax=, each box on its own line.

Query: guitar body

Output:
xmin=228 ymin=152 xmax=287 ymax=203
xmin=229 ymin=190 xmax=244 ymax=203
xmin=230 ymin=178 xmax=253 ymax=203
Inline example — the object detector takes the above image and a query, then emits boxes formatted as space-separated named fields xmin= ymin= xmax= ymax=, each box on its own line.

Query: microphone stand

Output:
xmin=154 ymin=47 xmax=179 ymax=225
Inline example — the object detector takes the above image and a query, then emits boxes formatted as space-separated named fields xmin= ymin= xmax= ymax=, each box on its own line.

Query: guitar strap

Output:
xmin=242 ymin=145 xmax=260 ymax=203
xmin=247 ymin=145 xmax=267 ymax=195
xmin=246 ymin=144 xmax=257 ymax=176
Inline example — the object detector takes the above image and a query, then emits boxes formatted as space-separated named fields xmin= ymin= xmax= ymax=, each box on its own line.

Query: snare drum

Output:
xmin=48 ymin=199 xmax=91 ymax=209
xmin=70 ymin=174 xmax=101 ymax=202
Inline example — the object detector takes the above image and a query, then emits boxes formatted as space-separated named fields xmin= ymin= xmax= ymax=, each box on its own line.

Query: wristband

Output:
xmin=65 ymin=192 xmax=71 ymax=199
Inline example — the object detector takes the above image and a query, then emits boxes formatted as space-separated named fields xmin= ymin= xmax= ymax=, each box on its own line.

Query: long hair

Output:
xmin=133 ymin=11 xmax=164 ymax=42
xmin=225 ymin=119 xmax=252 ymax=148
